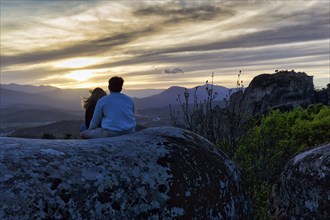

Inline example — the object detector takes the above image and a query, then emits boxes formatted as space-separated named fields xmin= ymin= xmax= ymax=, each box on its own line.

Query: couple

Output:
xmin=80 ymin=76 xmax=136 ymax=139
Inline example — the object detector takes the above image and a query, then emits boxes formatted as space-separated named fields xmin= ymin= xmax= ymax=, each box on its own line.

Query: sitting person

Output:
xmin=80 ymin=76 xmax=136 ymax=139
xmin=80 ymin=87 xmax=107 ymax=132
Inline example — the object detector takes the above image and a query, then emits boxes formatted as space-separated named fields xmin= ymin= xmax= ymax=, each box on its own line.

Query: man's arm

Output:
xmin=89 ymin=100 xmax=102 ymax=130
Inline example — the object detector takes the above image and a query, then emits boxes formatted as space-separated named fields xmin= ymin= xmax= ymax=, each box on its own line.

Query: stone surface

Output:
xmin=0 ymin=127 xmax=253 ymax=219
xmin=232 ymin=71 xmax=315 ymax=115
xmin=269 ymin=143 xmax=330 ymax=219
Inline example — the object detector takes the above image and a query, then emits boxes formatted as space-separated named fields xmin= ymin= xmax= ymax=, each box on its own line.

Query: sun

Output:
xmin=65 ymin=70 xmax=94 ymax=81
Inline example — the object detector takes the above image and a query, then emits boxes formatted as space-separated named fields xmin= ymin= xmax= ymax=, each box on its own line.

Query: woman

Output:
xmin=80 ymin=87 xmax=107 ymax=132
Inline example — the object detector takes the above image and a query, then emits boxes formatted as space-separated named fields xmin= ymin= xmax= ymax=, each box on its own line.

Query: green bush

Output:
xmin=234 ymin=104 xmax=330 ymax=218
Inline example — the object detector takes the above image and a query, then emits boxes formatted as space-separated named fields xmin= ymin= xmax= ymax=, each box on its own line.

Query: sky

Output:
xmin=1 ymin=0 xmax=329 ymax=90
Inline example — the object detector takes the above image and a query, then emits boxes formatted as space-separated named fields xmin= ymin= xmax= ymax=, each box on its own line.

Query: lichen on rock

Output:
xmin=269 ymin=143 xmax=330 ymax=219
xmin=0 ymin=127 xmax=253 ymax=219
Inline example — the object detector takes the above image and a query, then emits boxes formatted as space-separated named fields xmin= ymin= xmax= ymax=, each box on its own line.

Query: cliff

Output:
xmin=0 ymin=127 xmax=253 ymax=219
xmin=232 ymin=71 xmax=315 ymax=115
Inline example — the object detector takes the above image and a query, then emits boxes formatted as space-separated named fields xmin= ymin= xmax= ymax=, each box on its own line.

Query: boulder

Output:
xmin=0 ymin=127 xmax=253 ymax=219
xmin=269 ymin=143 xmax=330 ymax=219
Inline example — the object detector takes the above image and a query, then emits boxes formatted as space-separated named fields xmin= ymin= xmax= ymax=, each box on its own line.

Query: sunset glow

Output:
xmin=54 ymin=58 xmax=102 ymax=69
xmin=65 ymin=70 xmax=94 ymax=82
xmin=1 ymin=0 xmax=329 ymax=89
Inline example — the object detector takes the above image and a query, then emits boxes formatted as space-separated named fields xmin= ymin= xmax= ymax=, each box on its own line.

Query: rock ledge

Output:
xmin=0 ymin=127 xmax=253 ymax=219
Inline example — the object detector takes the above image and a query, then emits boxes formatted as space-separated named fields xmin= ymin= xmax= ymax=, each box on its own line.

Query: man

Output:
xmin=80 ymin=76 xmax=136 ymax=139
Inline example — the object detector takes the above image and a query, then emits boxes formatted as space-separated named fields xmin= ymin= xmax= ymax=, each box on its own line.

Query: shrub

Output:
xmin=170 ymin=72 xmax=254 ymax=157
xmin=234 ymin=104 xmax=330 ymax=218
xmin=42 ymin=133 xmax=56 ymax=139
xmin=64 ymin=133 xmax=72 ymax=139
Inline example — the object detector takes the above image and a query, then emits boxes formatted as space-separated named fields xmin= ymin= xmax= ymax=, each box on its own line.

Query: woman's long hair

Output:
xmin=82 ymin=87 xmax=107 ymax=109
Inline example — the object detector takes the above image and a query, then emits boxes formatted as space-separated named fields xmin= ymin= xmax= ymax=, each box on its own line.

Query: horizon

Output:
xmin=1 ymin=0 xmax=329 ymax=89
xmin=0 ymin=80 xmax=228 ymax=91
xmin=1 ymin=70 xmax=329 ymax=91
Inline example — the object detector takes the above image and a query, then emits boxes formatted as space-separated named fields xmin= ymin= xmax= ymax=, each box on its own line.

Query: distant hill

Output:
xmin=122 ymin=88 xmax=165 ymax=98
xmin=0 ymin=107 xmax=82 ymax=124
xmin=133 ymin=84 xmax=230 ymax=110
xmin=0 ymin=84 xmax=163 ymax=111
xmin=0 ymin=83 xmax=230 ymax=130
xmin=41 ymin=88 xmax=90 ymax=110
xmin=0 ymin=83 xmax=57 ymax=93
xmin=0 ymin=87 xmax=60 ymax=109
xmin=9 ymin=120 xmax=84 ymax=139
xmin=0 ymin=83 xmax=230 ymax=111
xmin=0 ymin=83 xmax=163 ymax=98
xmin=8 ymin=119 xmax=149 ymax=139
xmin=0 ymin=87 xmax=87 ymax=111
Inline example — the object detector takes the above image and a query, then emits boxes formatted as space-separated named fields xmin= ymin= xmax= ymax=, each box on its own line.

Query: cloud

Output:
xmin=164 ymin=68 xmax=184 ymax=74
xmin=1 ymin=3 xmax=235 ymax=68
xmin=133 ymin=4 xmax=235 ymax=23
xmin=1 ymin=26 xmax=157 ymax=67
xmin=1 ymin=0 xmax=329 ymax=89
xmin=140 ymin=11 xmax=329 ymax=56
xmin=3 ymin=1 xmax=327 ymax=68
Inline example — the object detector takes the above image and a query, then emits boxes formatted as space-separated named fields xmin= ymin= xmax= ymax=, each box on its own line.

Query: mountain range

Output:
xmin=133 ymin=84 xmax=230 ymax=109
xmin=0 ymin=83 xmax=165 ymax=98
xmin=0 ymin=83 xmax=231 ymax=128
xmin=2 ymin=71 xmax=328 ymax=139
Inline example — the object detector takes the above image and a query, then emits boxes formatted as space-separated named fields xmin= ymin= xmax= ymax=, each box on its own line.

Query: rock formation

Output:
xmin=314 ymin=83 xmax=330 ymax=106
xmin=0 ymin=127 xmax=253 ymax=219
xmin=269 ymin=143 xmax=330 ymax=219
xmin=231 ymin=70 xmax=315 ymax=115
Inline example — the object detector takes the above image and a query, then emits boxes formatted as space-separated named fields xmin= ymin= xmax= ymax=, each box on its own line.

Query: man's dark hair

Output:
xmin=108 ymin=76 xmax=124 ymax=92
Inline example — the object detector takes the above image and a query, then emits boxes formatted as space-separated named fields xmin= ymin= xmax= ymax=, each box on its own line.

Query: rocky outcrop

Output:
xmin=232 ymin=71 xmax=315 ymax=115
xmin=314 ymin=84 xmax=330 ymax=106
xmin=269 ymin=143 xmax=330 ymax=219
xmin=0 ymin=127 xmax=253 ymax=219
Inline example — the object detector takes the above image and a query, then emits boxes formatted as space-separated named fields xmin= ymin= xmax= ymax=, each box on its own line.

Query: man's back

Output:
xmin=90 ymin=93 xmax=136 ymax=132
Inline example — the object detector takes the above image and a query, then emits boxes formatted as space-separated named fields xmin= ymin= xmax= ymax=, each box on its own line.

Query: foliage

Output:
xmin=170 ymin=71 xmax=254 ymax=157
xmin=234 ymin=104 xmax=330 ymax=218
xmin=42 ymin=133 xmax=56 ymax=139
xmin=64 ymin=133 xmax=72 ymax=139
xmin=170 ymin=73 xmax=219 ymax=141
xmin=170 ymin=71 xmax=330 ymax=218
